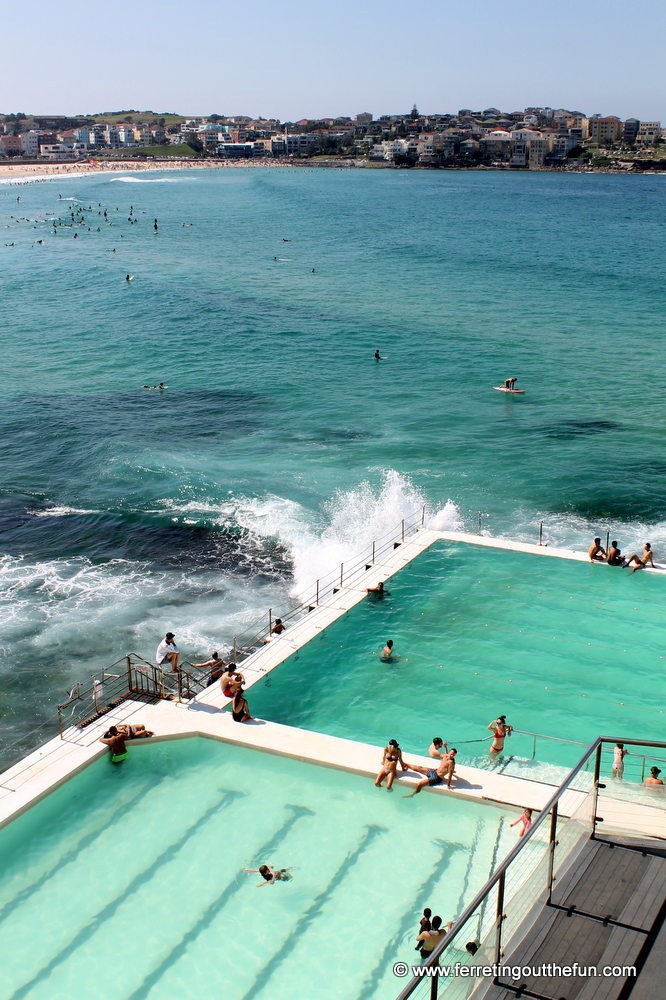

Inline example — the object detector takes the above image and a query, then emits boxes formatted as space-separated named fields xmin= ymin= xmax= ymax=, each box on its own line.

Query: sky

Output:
xmin=3 ymin=0 xmax=665 ymax=121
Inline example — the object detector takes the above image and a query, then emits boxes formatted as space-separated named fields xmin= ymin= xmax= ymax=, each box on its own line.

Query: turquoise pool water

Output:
xmin=249 ymin=541 xmax=666 ymax=773
xmin=0 ymin=738 xmax=513 ymax=1000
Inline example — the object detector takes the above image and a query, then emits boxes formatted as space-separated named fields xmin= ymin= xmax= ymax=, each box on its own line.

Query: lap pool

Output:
xmin=249 ymin=541 xmax=665 ymax=777
xmin=0 ymin=738 xmax=513 ymax=1000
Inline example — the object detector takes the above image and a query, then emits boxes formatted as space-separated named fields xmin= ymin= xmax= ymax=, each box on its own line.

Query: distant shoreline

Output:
xmin=0 ymin=157 xmax=663 ymax=185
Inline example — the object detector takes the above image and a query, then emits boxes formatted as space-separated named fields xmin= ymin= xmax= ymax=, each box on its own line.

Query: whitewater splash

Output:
xmin=231 ymin=470 xmax=462 ymax=597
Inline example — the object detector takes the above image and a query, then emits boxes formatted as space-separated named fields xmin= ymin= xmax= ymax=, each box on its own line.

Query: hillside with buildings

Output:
xmin=0 ymin=107 xmax=662 ymax=169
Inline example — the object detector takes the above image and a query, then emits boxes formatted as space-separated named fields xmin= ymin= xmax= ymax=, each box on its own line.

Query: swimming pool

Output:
xmin=248 ymin=541 xmax=665 ymax=775
xmin=0 ymin=737 xmax=514 ymax=1000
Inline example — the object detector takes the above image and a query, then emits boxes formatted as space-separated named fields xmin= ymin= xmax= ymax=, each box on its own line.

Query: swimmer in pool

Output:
xmin=366 ymin=581 xmax=390 ymax=598
xmin=379 ymin=640 xmax=396 ymax=662
xmin=245 ymin=865 xmax=293 ymax=886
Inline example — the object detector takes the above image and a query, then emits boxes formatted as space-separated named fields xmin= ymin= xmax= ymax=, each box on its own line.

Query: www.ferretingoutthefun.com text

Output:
xmin=392 ymin=962 xmax=637 ymax=979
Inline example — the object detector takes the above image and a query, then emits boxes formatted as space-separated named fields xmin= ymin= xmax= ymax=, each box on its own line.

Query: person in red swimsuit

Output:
xmin=488 ymin=716 xmax=512 ymax=758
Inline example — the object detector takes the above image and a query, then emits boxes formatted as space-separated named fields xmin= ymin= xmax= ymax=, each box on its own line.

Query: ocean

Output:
xmin=2 ymin=165 xmax=665 ymax=763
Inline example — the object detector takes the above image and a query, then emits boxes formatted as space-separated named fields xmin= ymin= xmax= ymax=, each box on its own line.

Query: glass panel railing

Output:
xmin=595 ymin=744 xmax=666 ymax=841
xmin=417 ymin=882 xmax=502 ymax=1000
xmin=498 ymin=817 xmax=550 ymax=956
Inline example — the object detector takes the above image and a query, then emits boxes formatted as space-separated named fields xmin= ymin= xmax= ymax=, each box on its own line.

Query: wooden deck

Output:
xmin=482 ymin=836 xmax=666 ymax=1000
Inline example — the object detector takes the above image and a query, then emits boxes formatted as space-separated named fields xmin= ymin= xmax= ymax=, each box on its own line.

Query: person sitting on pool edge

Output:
xmin=404 ymin=749 xmax=457 ymax=796
xmin=231 ymin=685 xmax=253 ymax=723
xmin=375 ymin=739 xmax=408 ymax=791
xmin=220 ymin=666 xmax=244 ymax=699
xmin=156 ymin=631 xmax=180 ymax=672
xmin=588 ymin=538 xmax=606 ymax=562
xmin=607 ymin=541 xmax=626 ymax=567
xmin=263 ymin=618 xmax=286 ymax=643
xmin=99 ymin=726 xmax=128 ymax=762
xmin=366 ymin=581 xmax=390 ymax=598
xmin=626 ymin=542 xmax=655 ymax=574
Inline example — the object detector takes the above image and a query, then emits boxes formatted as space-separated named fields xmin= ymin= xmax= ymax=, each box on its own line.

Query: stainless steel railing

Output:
xmin=394 ymin=735 xmax=666 ymax=1000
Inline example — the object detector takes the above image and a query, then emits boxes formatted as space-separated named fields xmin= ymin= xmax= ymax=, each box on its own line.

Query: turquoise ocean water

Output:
xmin=2 ymin=166 xmax=666 ymax=763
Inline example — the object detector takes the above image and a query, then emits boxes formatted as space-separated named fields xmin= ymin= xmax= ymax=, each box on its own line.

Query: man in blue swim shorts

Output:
xmin=403 ymin=750 xmax=457 ymax=797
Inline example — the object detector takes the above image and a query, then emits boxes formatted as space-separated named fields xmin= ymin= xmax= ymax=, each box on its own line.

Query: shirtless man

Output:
xmin=588 ymin=538 xmax=606 ymax=562
xmin=644 ymin=767 xmax=664 ymax=792
xmin=417 ymin=915 xmax=448 ymax=958
xmin=607 ymin=541 xmax=626 ymax=567
xmin=366 ymin=581 xmax=390 ymax=598
xmin=192 ymin=651 xmax=228 ymax=684
xmin=404 ymin=749 xmax=457 ymax=795
xmin=626 ymin=543 xmax=655 ymax=574
xmin=220 ymin=667 xmax=244 ymax=699
xmin=99 ymin=726 xmax=128 ymax=762
xmin=429 ymin=737 xmax=448 ymax=758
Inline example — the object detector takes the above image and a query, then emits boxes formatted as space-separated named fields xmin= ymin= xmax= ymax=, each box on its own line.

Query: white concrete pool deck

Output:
xmin=2 ymin=696 xmax=666 ymax=845
xmin=2 ymin=528 xmax=665 ymax=842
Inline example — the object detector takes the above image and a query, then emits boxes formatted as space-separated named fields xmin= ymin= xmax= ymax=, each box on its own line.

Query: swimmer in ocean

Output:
xmin=245 ymin=865 xmax=294 ymax=887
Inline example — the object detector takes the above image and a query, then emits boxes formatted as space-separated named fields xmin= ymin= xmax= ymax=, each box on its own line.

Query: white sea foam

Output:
xmin=31 ymin=505 xmax=102 ymax=517
xmin=109 ymin=176 xmax=197 ymax=183
xmin=506 ymin=509 xmax=666 ymax=555
xmin=233 ymin=470 xmax=462 ymax=596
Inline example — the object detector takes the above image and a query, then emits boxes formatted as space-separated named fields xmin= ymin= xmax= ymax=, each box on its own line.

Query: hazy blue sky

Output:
xmin=4 ymin=0 xmax=665 ymax=120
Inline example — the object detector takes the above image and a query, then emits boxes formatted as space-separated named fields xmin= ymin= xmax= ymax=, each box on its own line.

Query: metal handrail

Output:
xmin=230 ymin=508 xmax=427 ymax=661
xmin=394 ymin=735 xmax=666 ymax=1000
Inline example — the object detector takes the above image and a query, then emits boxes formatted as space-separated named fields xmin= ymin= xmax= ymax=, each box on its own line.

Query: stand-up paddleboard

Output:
xmin=493 ymin=386 xmax=525 ymax=393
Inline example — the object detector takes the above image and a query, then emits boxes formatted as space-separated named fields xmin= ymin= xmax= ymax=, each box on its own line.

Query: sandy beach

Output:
xmin=0 ymin=159 xmax=238 ymax=185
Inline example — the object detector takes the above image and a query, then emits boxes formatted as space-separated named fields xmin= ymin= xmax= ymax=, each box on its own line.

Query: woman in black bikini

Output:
xmin=231 ymin=687 xmax=253 ymax=723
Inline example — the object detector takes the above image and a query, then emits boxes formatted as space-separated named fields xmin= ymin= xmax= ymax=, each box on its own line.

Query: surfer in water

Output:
xmin=504 ymin=378 xmax=517 ymax=389
xmin=374 ymin=350 xmax=381 ymax=360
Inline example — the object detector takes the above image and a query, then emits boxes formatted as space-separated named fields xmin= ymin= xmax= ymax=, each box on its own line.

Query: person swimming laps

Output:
xmin=245 ymin=865 xmax=294 ymax=887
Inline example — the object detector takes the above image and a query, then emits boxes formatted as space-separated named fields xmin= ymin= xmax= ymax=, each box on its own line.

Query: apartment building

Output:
xmin=589 ymin=117 xmax=622 ymax=143
xmin=637 ymin=122 xmax=661 ymax=145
